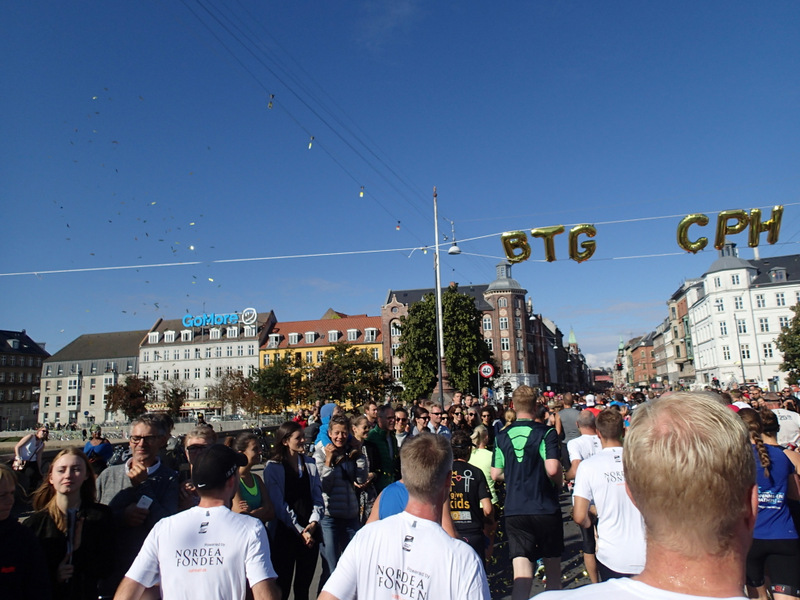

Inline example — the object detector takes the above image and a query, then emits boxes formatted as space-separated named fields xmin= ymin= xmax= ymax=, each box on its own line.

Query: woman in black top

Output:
xmin=25 ymin=448 xmax=113 ymax=600
xmin=265 ymin=421 xmax=324 ymax=600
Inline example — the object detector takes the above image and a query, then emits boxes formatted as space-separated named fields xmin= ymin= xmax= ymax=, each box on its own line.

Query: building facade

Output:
xmin=140 ymin=308 xmax=275 ymax=417
xmin=40 ymin=330 xmax=146 ymax=426
xmin=689 ymin=245 xmax=800 ymax=389
xmin=0 ymin=330 xmax=50 ymax=430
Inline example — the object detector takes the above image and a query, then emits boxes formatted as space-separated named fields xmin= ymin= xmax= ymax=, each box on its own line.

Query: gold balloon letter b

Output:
xmin=501 ymin=231 xmax=532 ymax=264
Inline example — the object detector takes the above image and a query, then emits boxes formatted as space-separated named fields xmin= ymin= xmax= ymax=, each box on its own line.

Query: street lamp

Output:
xmin=432 ymin=187 xmax=460 ymax=409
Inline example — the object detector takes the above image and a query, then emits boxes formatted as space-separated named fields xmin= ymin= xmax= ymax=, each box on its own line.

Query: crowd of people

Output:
xmin=1 ymin=382 xmax=799 ymax=600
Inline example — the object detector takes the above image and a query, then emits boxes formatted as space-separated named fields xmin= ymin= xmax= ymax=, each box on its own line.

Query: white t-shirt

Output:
xmin=773 ymin=408 xmax=800 ymax=446
xmin=125 ymin=505 xmax=276 ymax=600
xmin=322 ymin=510 xmax=490 ymax=600
xmin=537 ymin=577 xmax=748 ymax=600
xmin=573 ymin=447 xmax=646 ymax=575
xmin=567 ymin=434 xmax=601 ymax=463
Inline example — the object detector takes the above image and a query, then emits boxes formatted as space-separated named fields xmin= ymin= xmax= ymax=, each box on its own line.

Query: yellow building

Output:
xmin=260 ymin=309 xmax=384 ymax=372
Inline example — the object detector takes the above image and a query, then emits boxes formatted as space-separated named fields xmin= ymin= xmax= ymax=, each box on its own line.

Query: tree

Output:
xmin=161 ymin=379 xmax=189 ymax=418
xmin=397 ymin=285 xmax=494 ymax=403
xmin=105 ymin=375 xmax=154 ymax=421
xmin=207 ymin=370 xmax=261 ymax=417
xmin=310 ymin=359 xmax=345 ymax=402
xmin=320 ymin=342 xmax=394 ymax=404
xmin=776 ymin=303 xmax=800 ymax=384
xmin=251 ymin=355 xmax=304 ymax=413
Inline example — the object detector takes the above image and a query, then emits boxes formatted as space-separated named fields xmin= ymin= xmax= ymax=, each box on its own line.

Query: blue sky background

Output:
xmin=2 ymin=1 xmax=799 ymax=368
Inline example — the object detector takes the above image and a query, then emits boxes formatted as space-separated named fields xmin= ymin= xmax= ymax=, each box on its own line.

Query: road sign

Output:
xmin=479 ymin=363 xmax=495 ymax=378
xmin=84 ymin=411 xmax=89 ymax=416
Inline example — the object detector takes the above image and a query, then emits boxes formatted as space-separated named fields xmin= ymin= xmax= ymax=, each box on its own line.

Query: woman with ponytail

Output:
xmin=738 ymin=408 xmax=800 ymax=600
xmin=25 ymin=447 xmax=113 ymax=600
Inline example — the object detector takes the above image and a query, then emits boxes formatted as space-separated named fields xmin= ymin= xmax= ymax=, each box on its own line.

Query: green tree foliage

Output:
xmin=105 ymin=375 xmax=153 ymax=420
xmin=776 ymin=303 xmax=800 ymax=385
xmin=251 ymin=355 xmax=305 ymax=412
xmin=320 ymin=342 xmax=393 ymax=404
xmin=310 ymin=359 xmax=345 ymax=402
xmin=161 ymin=379 xmax=189 ymax=418
xmin=397 ymin=285 xmax=494 ymax=403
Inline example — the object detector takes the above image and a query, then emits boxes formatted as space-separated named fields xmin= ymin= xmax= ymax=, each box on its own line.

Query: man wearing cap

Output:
xmin=766 ymin=393 xmax=800 ymax=447
xmin=114 ymin=444 xmax=279 ymax=600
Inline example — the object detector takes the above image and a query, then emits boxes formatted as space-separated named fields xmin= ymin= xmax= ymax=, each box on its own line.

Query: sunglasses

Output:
xmin=431 ymin=412 xmax=442 ymax=416
xmin=418 ymin=416 xmax=430 ymax=421
xmin=130 ymin=435 xmax=160 ymax=445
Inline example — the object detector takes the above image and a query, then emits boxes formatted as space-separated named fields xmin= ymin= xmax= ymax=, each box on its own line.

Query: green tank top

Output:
xmin=239 ymin=475 xmax=262 ymax=510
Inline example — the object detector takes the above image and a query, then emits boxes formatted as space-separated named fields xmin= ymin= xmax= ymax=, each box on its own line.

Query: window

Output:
xmin=181 ymin=330 xmax=193 ymax=342
xmin=184 ymin=369 xmax=190 ymax=380
xmin=205 ymin=367 xmax=212 ymax=378
xmin=372 ymin=348 xmax=379 ymax=360
xmin=57 ymin=365 xmax=63 ymax=375
xmin=263 ymin=355 xmax=270 ymax=367
xmin=163 ymin=370 xmax=170 ymax=380
xmin=517 ymin=360 xmax=524 ymax=372
xmin=328 ymin=331 xmax=339 ymax=342
xmin=90 ymin=378 xmax=97 ymax=390
xmin=485 ymin=338 xmax=493 ymax=351
xmin=347 ymin=329 xmax=359 ymax=342
xmin=173 ymin=350 xmax=180 ymax=360
xmin=763 ymin=343 xmax=774 ymax=359
xmin=215 ymin=347 xmax=222 ymax=358
xmin=194 ymin=368 xmax=201 ymax=379
xmin=740 ymin=344 xmax=751 ymax=359
xmin=215 ymin=367 xmax=223 ymax=378
xmin=714 ymin=277 xmax=721 ymax=288
xmin=68 ymin=395 xmax=77 ymax=407
xmin=195 ymin=348 xmax=201 ymax=359
xmin=502 ymin=360 xmax=512 ymax=374
xmin=164 ymin=331 xmax=175 ymax=343
xmin=759 ymin=318 xmax=769 ymax=332
xmin=675 ymin=345 xmax=681 ymax=358
xmin=305 ymin=332 xmax=316 ymax=344
xmin=670 ymin=306 xmax=677 ymax=319
xmin=244 ymin=325 xmax=256 ymax=337
xmin=776 ymin=292 xmax=786 ymax=306
xmin=46 ymin=365 xmax=52 ymax=376
xmin=515 ymin=338 xmax=523 ymax=351
xmin=205 ymin=347 xmax=212 ymax=358
xmin=226 ymin=346 xmax=233 ymax=357
xmin=237 ymin=345 xmax=244 ymax=357
xmin=734 ymin=296 xmax=743 ymax=310
xmin=755 ymin=294 xmax=765 ymax=308
xmin=289 ymin=333 xmax=300 ymax=345
xmin=714 ymin=298 xmax=724 ymax=312
xmin=498 ymin=298 xmax=508 ymax=308
xmin=210 ymin=328 xmax=221 ymax=340
xmin=365 ymin=328 xmax=378 ymax=342
xmin=499 ymin=317 xmax=509 ymax=330
xmin=89 ymin=394 xmax=96 ymax=406
xmin=722 ymin=346 xmax=731 ymax=360
xmin=780 ymin=316 xmax=791 ymax=329
xmin=392 ymin=365 xmax=403 ymax=381
xmin=152 ymin=371 xmax=159 ymax=381
xmin=193 ymin=388 xmax=200 ymax=400
xmin=390 ymin=322 xmax=401 ymax=337
xmin=719 ymin=321 xmax=728 ymax=335
xmin=317 ymin=351 xmax=324 ymax=363
xmin=90 ymin=362 xmax=97 ymax=374
xmin=736 ymin=319 xmax=747 ymax=334
xmin=268 ymin=334 xmax=280 ymax=348
xmin=248 ymin=344 xmax=255 ymax=356
xmin=731 ymin=274 xmax=740 ymax=285
xmin=44 ymin=396 xmax=50 ymax=407
xmin=515 ymin=318 xmax=522 ymax=330
xmin=56 ymin=381 xmax=63 ymax=391
xmin=482 ymin=316 xmax=492 ymax=331
xmin=68 ymin=378 xmax=78 ymax=391
xmin=184 ymin=349 xmax=191 ymax=360
xmin=55 ymin=396 xmax=62 ymax=407
xmin=305 ymin=351 xmax=312 ymax=363
xmin=227 ymin=327 xmax=239 ymax=339
xmin=45 ymin=381 xmax=51 ymax=391
xmin=391 ymin=343 xmax=400 ymax=356
xmin=148 ymin=332 xmax=160 ymax=344
xmin=501 ymin=338 xmax=510 ymax=351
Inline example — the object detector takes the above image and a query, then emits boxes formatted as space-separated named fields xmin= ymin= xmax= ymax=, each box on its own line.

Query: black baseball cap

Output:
xmin=192 ymin=444 xmax=247 ymax=490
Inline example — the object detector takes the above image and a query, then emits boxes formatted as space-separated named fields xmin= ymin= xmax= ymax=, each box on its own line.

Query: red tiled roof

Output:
xmin=264 ymin=315 xmax=382 ymax=349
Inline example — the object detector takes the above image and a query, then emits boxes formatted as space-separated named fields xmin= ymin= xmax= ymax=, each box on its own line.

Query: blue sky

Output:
xmin=2 ymin=1 xmax=799 ymax=368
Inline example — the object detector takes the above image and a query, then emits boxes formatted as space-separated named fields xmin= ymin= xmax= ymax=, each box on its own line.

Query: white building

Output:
xmin=40 ymin=330 xmax=147 ymax=426
xmin=689 ymin=245 xmax=800 ymax=390
xmin=138 ymin=308 xmax=275 ymax=417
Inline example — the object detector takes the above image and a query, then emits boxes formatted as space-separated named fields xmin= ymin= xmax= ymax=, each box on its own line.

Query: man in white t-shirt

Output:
xmin=114 ymin=445 xmax=279 ymax=600
xmin=766 ymin=395 xmax=800 ymax=447
xmin=319 ymin=433 xmax=490 ymax=600
xmin=564 ymin=410 xmax=602 ymax=583
xmin=538 ymin=392 xmax=758 ymax=600
xmin=573 ymin=409 xmax=645 ymax=580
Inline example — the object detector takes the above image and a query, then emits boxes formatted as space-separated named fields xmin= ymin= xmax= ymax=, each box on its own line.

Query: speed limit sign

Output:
xmin=479 ymin=362 xmax=495 ymax=378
